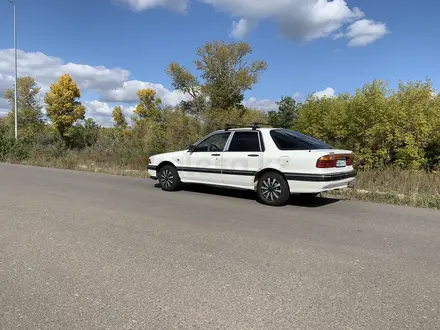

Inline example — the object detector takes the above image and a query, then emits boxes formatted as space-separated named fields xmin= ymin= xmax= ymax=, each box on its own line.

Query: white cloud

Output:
xmin=85 ymin=100 xmax=135 ymax=118
xmin=101 ymin=80 xmax=191 ymax=106
xmin=84 ymin=100 xmax=114 ymax=127
xmin=313 ymin=87 xmax=335 ymax=99
xmin=0 ymin=73 xmax=14 ymax=93
xmin=244 ymin=92 xmax=301 ymax=112
xmin=230 ymin=18 xmax=256 ymax=39
xmin=0 ymin=74 xmax=14 ymax=116
xmin=84 ymin=101 xmax=140 ymax=127
xmin=115 ymin=0 xmax=188 ymax=12
xmin=117 ymin=0 xmax=387 ymax=46
xmin=292 ymin=92 xmax=301 ymax=99
xmin=332 ymin=32 xmax=344 ymax=40
xmin=0 ymin=97 xmax=9 ymax=115
xmin=243 ymin=97 xmax=278 ymax=112
xmin=346 ymin=19 xmax=388 ymax=47
xmin=209 ymin=0 xmax=364 ymax=42
xmin=0 ymin=49 xmax=129 ymax=93
xmin=85 ymin=100 xmax=113 ymax=116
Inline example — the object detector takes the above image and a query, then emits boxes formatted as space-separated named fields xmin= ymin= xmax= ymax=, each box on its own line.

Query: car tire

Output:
xmin=257 ymin=172 xmax=290 ymax=206
xmin=159 ymin=165 xmax=181 ymax=191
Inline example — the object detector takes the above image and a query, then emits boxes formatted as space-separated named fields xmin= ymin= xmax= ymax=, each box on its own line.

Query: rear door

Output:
xmin=221 ymin=131 xmax=263 ymax=188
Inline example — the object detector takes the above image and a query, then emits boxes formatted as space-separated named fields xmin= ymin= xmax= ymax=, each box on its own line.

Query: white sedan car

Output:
xmin=147 ymin=125 xmax=356 ymax=206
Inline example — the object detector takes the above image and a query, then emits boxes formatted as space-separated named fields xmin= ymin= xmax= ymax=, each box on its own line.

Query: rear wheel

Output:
xmin=159 ymin=165 xmax=181 ymax=191
xmin=257 ymin=172 xmax=290 ymax=206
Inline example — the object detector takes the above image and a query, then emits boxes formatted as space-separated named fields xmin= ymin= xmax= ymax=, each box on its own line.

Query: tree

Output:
xmin=0 ymin=117 xmax=8 ymax=136
xmin=268 ymin=96 xmax=299 ymax=129
xmin=165 ymin=41 xmax=267 ymax=114
xmin=112 ymin=106 xmax=127 ymax=129
xmin=4 ymin=76 xmax=44 ymax=129
xmin=69 ymin=118 xmax=99 ymax=149
xmin=387 ymin=79 xmax=439 ymax=169
xmin=44 ymin=74 xmax=86 ymax=137
xmin=133 ymin=89 xmax=161 ymax=122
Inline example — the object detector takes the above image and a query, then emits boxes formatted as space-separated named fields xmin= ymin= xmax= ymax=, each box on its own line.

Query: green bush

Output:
xmin=0 ymin=134 xmax=15 ymax=161
xmin=294 ymin=79 xmax=440 ymax=170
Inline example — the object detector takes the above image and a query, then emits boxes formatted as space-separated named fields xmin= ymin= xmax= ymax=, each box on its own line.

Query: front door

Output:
xmin=221 ymin=131 xmax=263 ymax=188
xmin=181 ymin=132 xmax=231 ymax=184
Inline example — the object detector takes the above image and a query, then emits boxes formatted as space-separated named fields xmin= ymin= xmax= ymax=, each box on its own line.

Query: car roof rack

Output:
xmin=252 ymin=122 xmax=272 ymax=129
xmin=224 ymin=122 xmax=272 ymax=131
xmin=224 ymin=124 xmax=247 ymax=131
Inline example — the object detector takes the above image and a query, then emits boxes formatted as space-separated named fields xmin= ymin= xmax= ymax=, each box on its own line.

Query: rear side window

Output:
xmin=270 ymin=129 xmax=333 ymax=150
xmin=228 ymin=132 xmax=260 ymax=152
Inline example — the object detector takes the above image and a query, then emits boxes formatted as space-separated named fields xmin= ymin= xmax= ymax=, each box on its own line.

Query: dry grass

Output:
xmin=13 ymin=150 xmax=149 ymax=178
xmin=354 ymin=168 xmax=440 ymax=196
xmin=324 ymin=168 xmax=440 ymax=210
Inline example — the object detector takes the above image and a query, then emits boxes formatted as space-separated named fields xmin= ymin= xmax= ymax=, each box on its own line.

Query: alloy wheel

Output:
xmin=261 ymin=177 xmax=282 ymax=202
xmin=160 ymin=169 xmax=174 ymax=189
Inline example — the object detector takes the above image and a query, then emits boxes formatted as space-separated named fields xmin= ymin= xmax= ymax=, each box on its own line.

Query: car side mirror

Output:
xmin=188 ymin=144 xmax=195 ymax=152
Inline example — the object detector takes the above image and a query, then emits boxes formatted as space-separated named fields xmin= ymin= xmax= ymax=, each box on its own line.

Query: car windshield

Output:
xmin=270 ymin=129 xmax=333 ymax=150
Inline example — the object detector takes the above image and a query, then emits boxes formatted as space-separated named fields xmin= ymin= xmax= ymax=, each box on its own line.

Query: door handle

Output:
xmin=211 ymin=154 xmax=221 ymax=156
xmin=248 ymin=154 xmax=259 ymax=157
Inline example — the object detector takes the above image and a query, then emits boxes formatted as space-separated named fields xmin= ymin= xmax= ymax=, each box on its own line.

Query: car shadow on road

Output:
xmin=154 ymin=183 xmax=339 ymax=208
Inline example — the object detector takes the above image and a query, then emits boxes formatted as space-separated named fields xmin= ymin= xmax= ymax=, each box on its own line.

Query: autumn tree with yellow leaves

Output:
xmin=112 ymin=106 xmax=127 ymax=129
xmin=133 ymin=89 xmax=162 ymax=122
xmin=44 ymin=74 xmax=86 ymax=137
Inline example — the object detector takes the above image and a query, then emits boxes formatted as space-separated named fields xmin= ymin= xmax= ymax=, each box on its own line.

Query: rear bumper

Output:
xmin=285 ymin=170 xmax=356 ymax=182
xmin=286 ymin=170 xmax=356 ymax=193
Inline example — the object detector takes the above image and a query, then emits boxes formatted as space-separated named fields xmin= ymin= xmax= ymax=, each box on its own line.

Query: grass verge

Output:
xmin=323 ymin=168 xmax=440 ymax=210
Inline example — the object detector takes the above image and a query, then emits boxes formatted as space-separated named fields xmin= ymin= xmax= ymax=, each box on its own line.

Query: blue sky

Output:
xmin=0 ymin=0 xmax=438 ymax=124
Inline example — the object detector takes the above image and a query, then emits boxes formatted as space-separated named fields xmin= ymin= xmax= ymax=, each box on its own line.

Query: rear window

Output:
xmin=270 ymin=129 xmax=333 ymax=150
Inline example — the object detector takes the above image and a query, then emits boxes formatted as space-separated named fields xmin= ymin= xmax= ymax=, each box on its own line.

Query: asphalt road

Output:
xmin=1 ymin=163 xmax=440 ymax=329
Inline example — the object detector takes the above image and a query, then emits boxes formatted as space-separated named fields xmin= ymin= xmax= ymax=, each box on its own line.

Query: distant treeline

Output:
xmin=1 ymin=41 xmax=439 ymax=171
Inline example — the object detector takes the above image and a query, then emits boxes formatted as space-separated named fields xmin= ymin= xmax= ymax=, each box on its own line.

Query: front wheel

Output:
xmin=159 ymin=165 xmax=181 ymax=191
xmin=257 ymin=172 xmax=290 ymax=206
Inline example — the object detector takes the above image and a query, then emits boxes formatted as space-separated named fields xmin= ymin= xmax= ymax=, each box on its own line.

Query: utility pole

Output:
xmin=7 ymin=0 xmax=18 ymax=139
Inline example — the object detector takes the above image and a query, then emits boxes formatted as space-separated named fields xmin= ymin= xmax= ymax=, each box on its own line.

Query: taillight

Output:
xmin=316 ymin=155 xmax=336 ymax=168
xmin=316 ymin=154 xmax=353 ymax=168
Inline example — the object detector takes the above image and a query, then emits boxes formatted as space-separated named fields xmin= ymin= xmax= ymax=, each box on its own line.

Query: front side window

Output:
xmin=228 ymin=132 xmax=261 ymax=152
xmin=270 ymin=129 xmax=333 ymax=150
xmin=194 ymin=132 xmax=231 ymax=152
